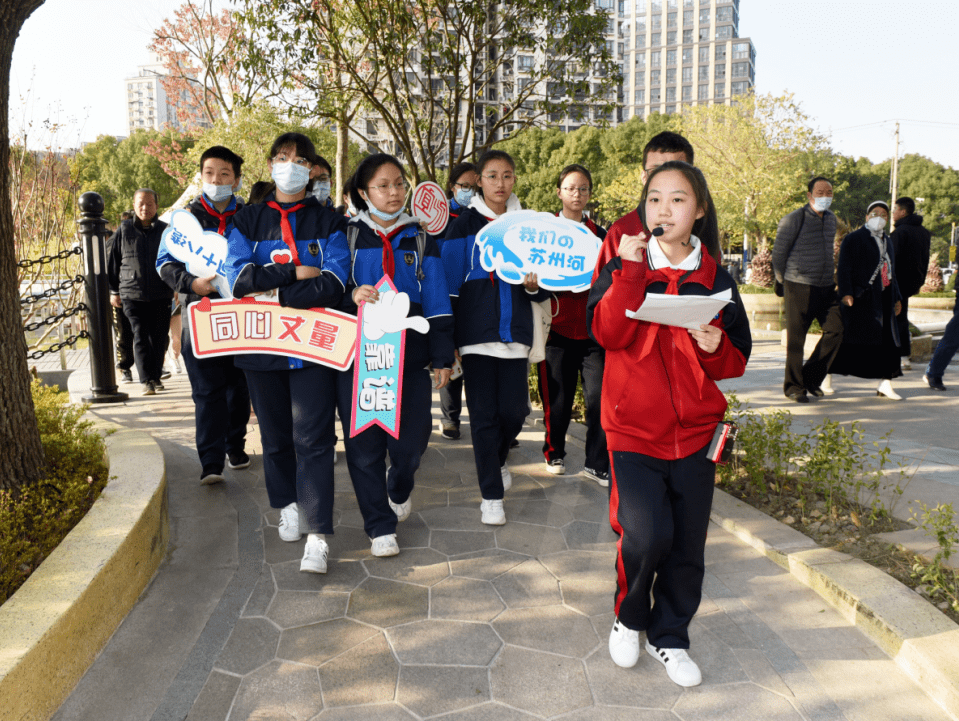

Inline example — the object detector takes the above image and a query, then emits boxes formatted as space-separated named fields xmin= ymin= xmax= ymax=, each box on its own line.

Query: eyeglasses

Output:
xmin=454 ymin=182 xmax=477 ymax=192
xmin=272 ymin=153 xmax=312 ymax=167
xmin=315 ymin=174 xmax=332 ymax=183
xmin=867 ymin=212 xmax=886 ymax=219
xmin=369 ymin=180 xmax=409 ymax=193
xmin=561 ymin=186 xmax=590 ymax=195
xmin=482 ymin=173 xmax=515 ymax=183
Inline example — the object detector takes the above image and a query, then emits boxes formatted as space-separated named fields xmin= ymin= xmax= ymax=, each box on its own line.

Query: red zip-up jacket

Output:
xmin=591 ymin=207 xmax=646 ymax=284
xmin=587 ymin=252 xmax=751 ymax=460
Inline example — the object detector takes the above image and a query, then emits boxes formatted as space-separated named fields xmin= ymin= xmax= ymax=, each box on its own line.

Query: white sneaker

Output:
xmin=500 ymin=464 xmax=512 ymax=491
xmin=902 ymin=358 xmax=912 ymax=370
xmin=546 ymin=459 xmax=566 ymax=475
xmin=821 ymin=374 xmax=835 ymax=395
xmin=279 ymin=502 xmax=301 ymax=542
xmin=877 ymin=379 xmax=902 ymax=401
xmin=389 ymin=496 xmax=412 ymax=522
xmin=646 ymin=641 xmax=702 ymax=687
xmin=480 ymin=498 xmax=506 ymax=525
xmin=608 ymin=619 xmax=640 ymax=668
xmin=371 ymin=533 xmax=400 ymax=557
xmin=300 ymin=534 xmax=329 ymax=573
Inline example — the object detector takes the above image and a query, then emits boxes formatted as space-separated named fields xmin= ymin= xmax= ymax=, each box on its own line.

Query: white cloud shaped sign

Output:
xmin=159 ymin=209 xmax=232 ymax=298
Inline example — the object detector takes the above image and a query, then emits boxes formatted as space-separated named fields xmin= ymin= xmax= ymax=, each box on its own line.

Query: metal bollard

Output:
xmin=78 ymin=192 xmax=128 ymax=403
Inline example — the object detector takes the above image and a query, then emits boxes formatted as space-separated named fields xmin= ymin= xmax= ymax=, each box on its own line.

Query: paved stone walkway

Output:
xmin=51 ymin=343 xmax=956 ymax=721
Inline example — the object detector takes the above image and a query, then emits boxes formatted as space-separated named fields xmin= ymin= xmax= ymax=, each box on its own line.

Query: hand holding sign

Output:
xmin=363 ymin=290 xmax=430 ymax=340
xmin=161 ymin=209 xmax=232 ymax=298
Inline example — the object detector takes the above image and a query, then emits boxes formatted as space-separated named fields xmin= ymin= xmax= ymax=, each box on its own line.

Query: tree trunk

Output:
xmin=0 ymin=0 xmax=48 ymax=492
xmin=335 ymin=113 xmax=349 ymax=206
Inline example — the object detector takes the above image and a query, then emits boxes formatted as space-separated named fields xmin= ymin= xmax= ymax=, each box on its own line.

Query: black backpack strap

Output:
xmin=415 ymin=228 xmax=427 ymax=281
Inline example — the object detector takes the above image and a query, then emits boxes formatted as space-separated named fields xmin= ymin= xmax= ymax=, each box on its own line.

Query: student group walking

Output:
xmin=112 ymin=130 xmax=753 ymax=689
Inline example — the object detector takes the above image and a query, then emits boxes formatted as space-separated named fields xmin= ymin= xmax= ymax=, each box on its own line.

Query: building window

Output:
xmin=683 ymin=10 xmax=693 ymax=26
xmin=665 ymin=104 xmax=675 ymax=114
xmin=618 ymin=42 xmax=625 ymax=55
xmin=636 ymin=34 xmax=646 ymax=48
xmin=667 ymin=31 xmax=677 ymax=44
xmin=636 ymin=89 xmax=645 ymax=104
xmin=715 ymin=25 xmax=732 ymax=40
xmin=635 ymin=53 xmax=646 ymax=68
xmin=699 ymin=9 xmax=710 ymax=23
xmin=715 ymin=83 xmax=725 ymax=98
xmin=682 ymin=85 xmax=692 ymax=100
xmin=651 ymin=0 xmax=662 ymax=10
xmin=651 ymin=32 xmax=661 ymax=45
xmin=683 ymin=29 xmax=693 ymax=43
xmin=666 ymin=68 xmax=676 ymax=83
xmin=635 ymin=0 xmax=646 ymax=14
xmin=698 ymin=84 xmax=709 ymax=100
xmin=518 ymin=55 xmax=534 ymax=70
xmin=733 ymin=42 xmax=750 ymax=59
xmin=715 ymin=44 xmax=727 ymax=61
xmin=683 ymin=47 xmax=693 ymax=64
xmin=667 ymin=12 xmax=677 ymax=27
xmin=732 ymin=62 xmax=749 ymax=78
xmin=652 ymin=15 xmax=661 ymax=30
xmin=682 ymin=66 xmax=692 ymax=82
xmin=635 ymin=71 xmax=645 ymax=86
xmin=715 ymin=63 xmax=725 ymax=79
xmin=651 ymin=69 xmax=661 ymax=84
xmin=666 ymin=49 xmax=677 ymax=65
xmin=650 ymin=87 xmax=661 ymax=102
xmin=684 ymin=0 xmax=693 ymax=6
xmin=666 ymin=86 xmax=676 ymax=102
xmin=636 ymin=16 xmax=646 ymax=31
xmin=717 ymin=6 xmax=733 ymax=22
xmin=699 ymin=28 xmax=709 ymax=41
xmin=698 ymin=66 xmax=709 ymax=81
xmin=667 ymin=0 xmax=677 ymax=8
xmin=651 ymin=51 xmax=661 ymax=67
xmin=596 ymin=0 xmax=614 ymax=9
xmin=731 ymin=81 xmax=747 ymax=95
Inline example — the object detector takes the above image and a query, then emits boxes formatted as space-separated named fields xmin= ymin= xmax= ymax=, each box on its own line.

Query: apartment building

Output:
xmin=123 ymin=54 xmax=211 ymax=134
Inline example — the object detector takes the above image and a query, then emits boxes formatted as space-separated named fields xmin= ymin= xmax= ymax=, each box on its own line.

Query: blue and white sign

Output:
xmin=475 ymin=210 xmax=602 ymax=293
xmin=159 ymin=209 xmax=232 ymax=298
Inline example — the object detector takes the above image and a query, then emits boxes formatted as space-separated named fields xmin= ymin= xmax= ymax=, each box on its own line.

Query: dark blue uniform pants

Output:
xmin=336 ymin=367 xmax=433 ymax=539
xmin=462 ymin=354 xmax=529 ymax=500
xmin=927 ymin=297 xmax=959 ymax=379
xmin=439 ymin=375 xmax=464 ymax=426
xmin=609 ymin=446 xmax=715 ymax=649
xmin=122 ymin=298 xmax=171 ymax=383
xmin=537 ymin=332 xmax=608 ymax=472
xmin=181 ymin=328 xmax=250 ymax=474
xmin=245 ymin=364 xmax=337 ymax=535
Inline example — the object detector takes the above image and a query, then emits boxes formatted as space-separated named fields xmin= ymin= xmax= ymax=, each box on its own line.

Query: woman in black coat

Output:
xmin=826 ymin=201 xmax=903 ymax=399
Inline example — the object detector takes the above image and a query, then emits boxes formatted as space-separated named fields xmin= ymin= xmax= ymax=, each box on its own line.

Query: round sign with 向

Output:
xmin=412 ymin=181 xmax=450 ymax=236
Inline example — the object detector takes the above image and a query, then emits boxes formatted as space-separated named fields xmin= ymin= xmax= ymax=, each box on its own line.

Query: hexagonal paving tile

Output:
xmin=266 ymin=590 xmax=349 ymax=629
xmin=490 ymin=559 xmax=562 ymax=608
xmin=429 ymin=529 xmax=496 ymax=556
xmin=272 ymin=558 xmax=368 ymax=593
xmin=276 ymin=618 xmax=379 ymax=666
xmin=672 ymin=680 xmax=805 ymax=720
xmin=494 ymin=521 xmax=568 ymax=556
xmin=449 ymin=549 xmax=529 ymax=581
xmin=315 ymin=705 xmax=418 ymax=720
xmin=347 ymin=577 xmax=429 ymax=627
xmin=584 ymin=647 xmax=684 ymax=709
xmin=364 ymin=547 xmax=450 ymax=586
xmin=418 ymin=505 xmax=489 ymax=532
xmin=388 ymin=620 xmax=502 ymax=665
xmin=318 ymin=633 xmax=398 ymax=707
xmin=539 ymin=550 xmax=614 ymax=581
xmin=430 ymin=576 xmax=505 ymax=622
xmin=397 ymin=665 xmax=490 ymax=717
xmin=394 ymin=513 xmax=431 ymax=549
xmin=504 ymin=498 xmax=573 ymax=527
xmin=541 ymin=478 xmax=609 ymax=508
xmin=228 ymin=660 xmax=323 ymax=721
xmin=242 ymin=562 xmax=276 ymax=617
xmin=493 ymin=606 xmax=599 ymax=658
xmin=215 ymin=617 xmax=280 ymax=675
xmin=562 ymin=519 xmax=618 ymax=552
xmin=490 ymin=646 xmax=591 ymax=718
xmin=435 ymin=705 xmax=541 ymax=721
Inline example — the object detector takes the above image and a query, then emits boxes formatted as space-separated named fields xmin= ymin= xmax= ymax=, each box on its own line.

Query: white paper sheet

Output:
xmin=625 ymin=288 xmax=733 ymax=329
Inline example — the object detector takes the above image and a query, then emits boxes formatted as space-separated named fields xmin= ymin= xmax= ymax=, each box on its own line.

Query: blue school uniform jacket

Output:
xmin=223 ymin=194 xmax=350 ymax=372
xmin=342 ymin=218 xmax=454 ymax=371
xmin=441 ymin=207 xmax=551 ymax=349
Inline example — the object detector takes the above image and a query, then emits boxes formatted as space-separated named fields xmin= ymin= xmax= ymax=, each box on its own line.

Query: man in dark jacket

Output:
xmin=107 ymin=188 xmax=173 ymax=395
xmin=890 ymin=197 xmax=931 ymax=369
xmin=772 ymin=177 xmax=844 ymax=403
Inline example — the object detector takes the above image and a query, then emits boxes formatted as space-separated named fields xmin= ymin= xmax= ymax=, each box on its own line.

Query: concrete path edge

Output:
xmin=710 ymin=489 xmax=959 ymax=720
xmin=0 ymin=423 xmax=168 ymax=721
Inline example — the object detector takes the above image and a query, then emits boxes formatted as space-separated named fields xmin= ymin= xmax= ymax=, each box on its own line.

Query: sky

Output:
xmin=10 ymin=0 xmax=959 ymax=169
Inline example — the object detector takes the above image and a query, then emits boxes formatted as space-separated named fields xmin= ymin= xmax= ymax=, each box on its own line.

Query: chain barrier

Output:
xmin=22 ymin=303 xmax=89 ymax=333
xmin=27 ymin=330 xmax=90 ymax=360
xmin=20 ymin=275 xmax=85 ymax=306
xmin=17 ymin=246 xmax=82 ymax=270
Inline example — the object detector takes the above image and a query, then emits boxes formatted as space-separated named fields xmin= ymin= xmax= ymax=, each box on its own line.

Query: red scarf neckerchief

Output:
xmin=266 ymin=201 xmax=306 ymax=266
xmin=199 ymin=195 xmax=237 ymax=236
xmin=637 ymin=266 xmax=708 ymax=398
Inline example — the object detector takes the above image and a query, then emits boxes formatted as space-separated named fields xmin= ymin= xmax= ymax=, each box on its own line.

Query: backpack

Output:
xmin=347 ymin=224 xmax=427 ymax=282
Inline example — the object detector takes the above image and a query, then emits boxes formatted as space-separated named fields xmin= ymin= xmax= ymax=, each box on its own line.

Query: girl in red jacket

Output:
xmin=587 ymin=161 xmax=751 ymax=687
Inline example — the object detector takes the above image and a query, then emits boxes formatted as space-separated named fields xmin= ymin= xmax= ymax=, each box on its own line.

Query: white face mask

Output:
xmin=866 ymin=216 xmax=886 ymax=232
xmin=812 ymin=196 xmax=833 ymax=212
xmin=312 ymin=181 xmax=332 ymax=203
xmin=202 ymin=183 xmax=234 ymax=203
xmin=271 ymin=162 xmax=311 ymax=194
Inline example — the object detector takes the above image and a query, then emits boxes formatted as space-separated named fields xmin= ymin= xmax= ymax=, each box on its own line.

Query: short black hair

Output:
xmin=268 ymin=132 xmax=317 ymax=164
xmin=120 ymin=210 xmax=134 ymax=221
xmin=134 ymin=188 xmax=158 ymax=204
xmin=557 ymin=164 xmax=593 ymax=190
xmin=349 ymin=153 xmax=406 ymax=212
xmin=895 ymin=196 xmax=915 ymax=215
xmin=313 ymin=155 xmax=332 ymax=176
xmin=247 ymin=181 xmax=274 ymax=205
xmin=447 ymin=162 xmax=478 ymax=195
xmin=807 ymin=176 xmax=832 ymax=194
xmin=476 ymin=149 xmax=515 ymax=176
xmin=642 ymin=132 xmax=694 ymax=168
xmin=200 ymin=145 xmax=244 ymax=177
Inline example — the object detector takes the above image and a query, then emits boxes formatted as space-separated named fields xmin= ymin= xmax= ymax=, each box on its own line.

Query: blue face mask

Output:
xmin=455 ymin=188 xmax=474 ymax=207
xmin=312 ymin=181 xmax=331 ymax=203
xmin=271 ymin=162 xmax=311 ymax=194
xmin=202 ymin=183 xmax=234 ymax=203
xmin=369 ymin=205 xmax=404 ymax=222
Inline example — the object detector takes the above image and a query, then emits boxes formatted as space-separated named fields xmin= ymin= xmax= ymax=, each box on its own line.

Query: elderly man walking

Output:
xmin=772 ymin=177 xmax=844 ymax=403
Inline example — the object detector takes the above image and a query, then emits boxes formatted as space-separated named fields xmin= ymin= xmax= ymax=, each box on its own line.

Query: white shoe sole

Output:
xmin=200 ymin=473 xmax=225 ymax=486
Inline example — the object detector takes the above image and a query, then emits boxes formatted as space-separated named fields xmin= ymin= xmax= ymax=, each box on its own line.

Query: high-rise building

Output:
xmin=123 ymin=54 xmax=211 ymax=134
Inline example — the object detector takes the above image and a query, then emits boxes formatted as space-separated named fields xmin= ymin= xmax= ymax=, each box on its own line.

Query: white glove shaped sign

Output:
xmin=362 ymin=290 xmax=430 ymax=340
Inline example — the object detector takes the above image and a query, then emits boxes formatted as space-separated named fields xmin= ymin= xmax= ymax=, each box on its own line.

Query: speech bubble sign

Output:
xmin=159 ymin=209 xmax=232 ymax=298
xmin=411 ymin=181 xmax=449 ymax=236
xmin=475 ymin=210 xmax=602 ymax=293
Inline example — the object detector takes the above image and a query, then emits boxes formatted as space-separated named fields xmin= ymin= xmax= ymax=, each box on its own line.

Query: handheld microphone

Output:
xmin=651 ymin=227 xmax=664 ymax=237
